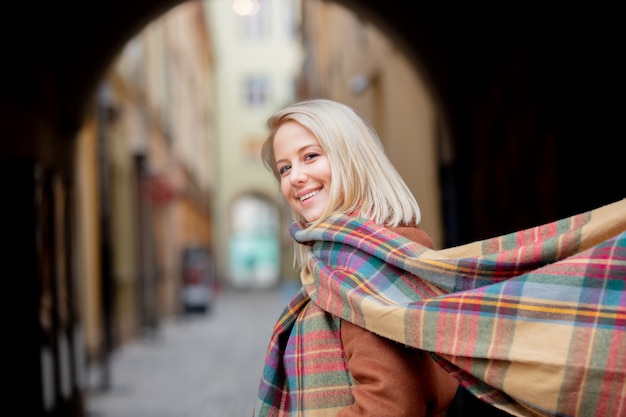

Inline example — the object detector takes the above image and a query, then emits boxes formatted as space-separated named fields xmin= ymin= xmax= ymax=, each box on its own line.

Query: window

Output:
xmin=244 ymin=75 xmax=269 ymax=107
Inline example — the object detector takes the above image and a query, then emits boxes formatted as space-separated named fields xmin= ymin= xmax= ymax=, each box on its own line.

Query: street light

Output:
xmin=232 ymin=0 xmax=260 ymax=16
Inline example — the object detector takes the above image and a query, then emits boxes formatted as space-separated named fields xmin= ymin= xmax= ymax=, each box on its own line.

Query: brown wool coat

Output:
xmin=337 ymin=225 xmax=459 ymax=417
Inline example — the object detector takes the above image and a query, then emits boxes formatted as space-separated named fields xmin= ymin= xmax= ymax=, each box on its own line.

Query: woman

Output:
xmin=255 ymin=98 xmax=459 ymax=416
xmin=253 ymin=99 xmax=626 ymax=417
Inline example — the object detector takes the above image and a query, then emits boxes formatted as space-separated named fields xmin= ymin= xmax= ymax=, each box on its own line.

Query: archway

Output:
xmin=229 ymin=193 xmax=281 ymax=289
xmin=1 ymin=2 xmax=624 ymax=416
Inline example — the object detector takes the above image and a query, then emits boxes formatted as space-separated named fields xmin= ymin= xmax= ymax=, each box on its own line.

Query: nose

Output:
xmin=288 ymin=164 xmax=307 ymax=185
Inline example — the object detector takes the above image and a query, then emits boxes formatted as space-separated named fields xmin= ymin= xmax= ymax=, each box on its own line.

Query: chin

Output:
xmin=301 ymin=213 xmax=317 ymax=223
xmin=305 ymin=213 xmax=324 ymax=223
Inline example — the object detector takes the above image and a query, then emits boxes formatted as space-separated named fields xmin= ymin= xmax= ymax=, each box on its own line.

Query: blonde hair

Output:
xmin=262 ymin=98 xmax=421 ymax=268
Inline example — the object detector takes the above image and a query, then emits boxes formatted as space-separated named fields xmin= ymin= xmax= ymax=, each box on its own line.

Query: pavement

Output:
xmin=86 ymin=283 xmax=299 ymax=417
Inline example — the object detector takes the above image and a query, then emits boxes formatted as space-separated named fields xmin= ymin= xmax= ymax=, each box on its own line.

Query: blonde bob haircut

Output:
xmin=261 ymin=98 xmax=421 ymax=268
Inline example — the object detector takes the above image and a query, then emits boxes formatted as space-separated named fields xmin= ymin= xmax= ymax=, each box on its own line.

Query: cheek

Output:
xmin=321 ymin=161 xmax=333 ymax=183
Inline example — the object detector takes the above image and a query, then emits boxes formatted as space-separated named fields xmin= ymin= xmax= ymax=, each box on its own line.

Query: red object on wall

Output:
xmin=146 ymin=175 xmax=178 ymax=206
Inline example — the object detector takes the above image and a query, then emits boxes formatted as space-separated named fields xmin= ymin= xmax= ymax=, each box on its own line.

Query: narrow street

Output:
xmin=86 ymin=283 xmax=298 ymax=417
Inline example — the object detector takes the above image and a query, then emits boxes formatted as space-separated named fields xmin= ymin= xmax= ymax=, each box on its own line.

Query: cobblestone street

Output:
xmin=86 ymin=284 xmax=297 ymax=417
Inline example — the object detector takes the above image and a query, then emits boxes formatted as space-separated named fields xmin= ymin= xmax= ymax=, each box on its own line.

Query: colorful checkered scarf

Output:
xmin=255 ymin=199 xmax=626 ymax=417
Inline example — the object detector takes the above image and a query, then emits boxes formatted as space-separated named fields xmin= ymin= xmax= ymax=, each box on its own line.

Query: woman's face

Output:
xmin=273 ymin=121 xmax=332 ymax=222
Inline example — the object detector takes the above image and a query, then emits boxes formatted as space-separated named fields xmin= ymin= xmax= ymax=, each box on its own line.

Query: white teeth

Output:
xmin=299 ymin=190 xmax=319 ymax=201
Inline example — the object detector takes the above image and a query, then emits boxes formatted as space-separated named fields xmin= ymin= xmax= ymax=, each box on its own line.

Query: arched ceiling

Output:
xmin=2 ymin=0 xmax=622 ymax=143
xmin=2 ymin=0 xmax=184 ymax=135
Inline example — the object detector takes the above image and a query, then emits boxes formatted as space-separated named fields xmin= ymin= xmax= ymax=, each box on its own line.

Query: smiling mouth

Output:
xmin=299 ymin=190 xmax=320 ymax=202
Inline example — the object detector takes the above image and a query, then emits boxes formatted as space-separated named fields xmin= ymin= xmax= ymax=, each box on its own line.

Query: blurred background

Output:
xmin=1 ymin=0 xmax=623 ymax=416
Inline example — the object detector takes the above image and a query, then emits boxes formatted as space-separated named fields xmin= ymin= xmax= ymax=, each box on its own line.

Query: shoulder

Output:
xmin=388 ymin=224 xmax=434 ymax=249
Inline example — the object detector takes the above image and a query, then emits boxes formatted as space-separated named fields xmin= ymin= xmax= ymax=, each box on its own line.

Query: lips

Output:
xmin=299 ymin=189 xmax=320 ymax=202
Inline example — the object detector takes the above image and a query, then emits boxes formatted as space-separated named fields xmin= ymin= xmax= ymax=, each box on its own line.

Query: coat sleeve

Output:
xmin=337 ymin=224 xmax=458 ymax=417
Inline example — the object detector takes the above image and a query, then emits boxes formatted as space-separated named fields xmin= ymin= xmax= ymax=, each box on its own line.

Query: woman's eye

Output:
xmin=304 ymin=153 xmax=319 ymax=161
xmin=278 ymin=165 xmax=290 ymax=176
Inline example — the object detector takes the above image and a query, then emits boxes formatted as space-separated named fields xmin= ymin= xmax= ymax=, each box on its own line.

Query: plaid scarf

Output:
xmin=254 ymin=199 xmax=626 ymax=417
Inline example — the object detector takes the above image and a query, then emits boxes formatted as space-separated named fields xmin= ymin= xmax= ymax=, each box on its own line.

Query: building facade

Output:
xmin=298 ymin=0 xmax=445 ymax=247
xmin=74 ymin=0 xmax=216 ymax=389
xmin=205 ymin=0 xmax=304 ymax=288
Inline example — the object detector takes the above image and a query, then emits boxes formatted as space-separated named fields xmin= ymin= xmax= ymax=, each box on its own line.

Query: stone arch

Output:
xmin=1 ymin=2 xmax=624 ymax=416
